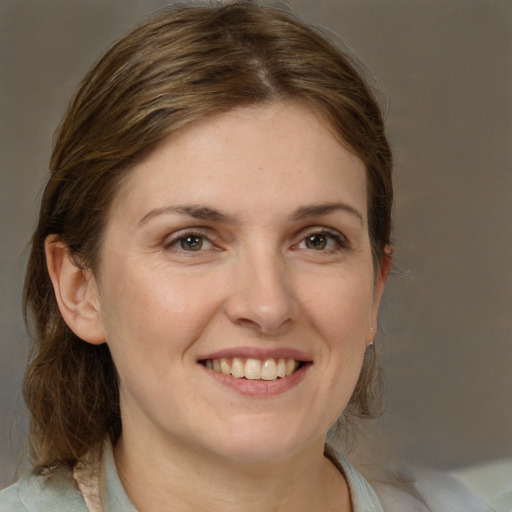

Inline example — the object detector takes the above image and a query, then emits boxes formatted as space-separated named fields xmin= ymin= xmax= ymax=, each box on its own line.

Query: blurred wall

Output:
xmin=1 ymin=0 xmax=511 ymax=486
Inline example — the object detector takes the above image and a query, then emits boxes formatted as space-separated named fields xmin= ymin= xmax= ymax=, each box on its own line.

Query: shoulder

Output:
xmin=326 ymin=444 xmax=493 ymax=512
xmin=370 ymin=465 xmax=493 ymax=512
xmin=415 ymin=466 xmax=494 ymax=512
xmin=325 ymin=445 xmax=385 ymax=511
xmin=0 ymin=479 xmax=29 ymax=511
xmin=450 ymin=458 xmax=512 ymax=512
xmin=0 ymin=465 xmax=88 ymax=512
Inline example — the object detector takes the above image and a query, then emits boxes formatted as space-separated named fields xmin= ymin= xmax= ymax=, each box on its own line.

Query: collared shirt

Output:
xmin=0 ymin=442 xmax=384 ymax=511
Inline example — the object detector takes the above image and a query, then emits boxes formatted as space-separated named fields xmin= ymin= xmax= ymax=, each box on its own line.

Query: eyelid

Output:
xmin=294 ymin=226 xmax=349 ymax=249
xmin=163 ymin=227 xmax=217 ymax=250
xmin=161 ymin=225 xmax=349 ymax=252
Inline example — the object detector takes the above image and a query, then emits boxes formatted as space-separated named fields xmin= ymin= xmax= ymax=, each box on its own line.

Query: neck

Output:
xmin=113 ymin=432 xmax=351 ymax=512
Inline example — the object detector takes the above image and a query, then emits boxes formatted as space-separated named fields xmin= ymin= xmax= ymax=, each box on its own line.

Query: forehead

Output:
xmin=109 ymin=102 xmax=367 ymax=224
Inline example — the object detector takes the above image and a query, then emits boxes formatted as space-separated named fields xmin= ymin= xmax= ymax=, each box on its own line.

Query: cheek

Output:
xmin=301 ymin=270 xmax=374 ymax=409
xmin=302 ymin=271 xmax=375 ymax=344
xmin=98 ymin=263 xmax=225 ymax=358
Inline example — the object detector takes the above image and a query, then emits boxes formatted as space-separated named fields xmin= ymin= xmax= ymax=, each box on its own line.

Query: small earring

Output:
xmin=368 ymin=327 xmax=376 ymax=347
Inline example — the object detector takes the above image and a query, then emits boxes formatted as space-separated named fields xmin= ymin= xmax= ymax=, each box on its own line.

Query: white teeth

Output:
xmin=220 ymin=358 xmax=230 ymax=376
xmin=261 ymin=359 xmax=278 ymax=381
xmin=286 ymin=359 xmax=298 ymax=376
xmin=245 ymin=358 xmax=261 ymax=380
xmin=205 ymin=357 xmax=302 ymax=380
xmin=276 ymin=358 xmax=286 ymax=378
xmin=231 ymin=358 xmax=245 ymax=378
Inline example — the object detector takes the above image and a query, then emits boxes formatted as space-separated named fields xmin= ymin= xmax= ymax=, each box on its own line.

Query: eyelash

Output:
xmin=163 ymin=227 xmax=348 ymax=253
xmin=294 ymin=228 xmax=348 ymax=252
xmin=163 ymin=230 xmax=214 ymax=252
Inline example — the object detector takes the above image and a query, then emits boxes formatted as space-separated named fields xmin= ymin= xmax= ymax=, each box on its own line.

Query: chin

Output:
xmin=216 ymin=442 xmax=301 ymax=465
xmin=203 ymin=417 xmax=323 ymax=465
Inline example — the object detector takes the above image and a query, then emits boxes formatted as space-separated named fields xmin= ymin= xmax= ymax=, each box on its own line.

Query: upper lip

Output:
xmin=198 ymin=347 xmax=313 ymax=362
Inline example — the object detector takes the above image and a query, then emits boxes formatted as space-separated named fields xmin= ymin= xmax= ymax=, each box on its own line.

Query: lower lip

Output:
xmin=200 ymin=363 xmax=311 ymax=397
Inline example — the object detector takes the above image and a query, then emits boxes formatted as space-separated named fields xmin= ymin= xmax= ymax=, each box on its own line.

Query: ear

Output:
xmin=45 ymin=235 xmax=106 ymax=345
xmin=367 ymin=246 xmax=391 ymax=345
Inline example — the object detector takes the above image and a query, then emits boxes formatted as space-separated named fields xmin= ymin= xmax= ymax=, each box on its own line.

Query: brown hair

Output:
xmin=23 ymin=0 xmax=392 ymax=467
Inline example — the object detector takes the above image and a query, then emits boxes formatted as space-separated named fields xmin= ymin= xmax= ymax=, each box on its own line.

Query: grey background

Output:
xmin=1 ymin=0 xmax=511 ymax=486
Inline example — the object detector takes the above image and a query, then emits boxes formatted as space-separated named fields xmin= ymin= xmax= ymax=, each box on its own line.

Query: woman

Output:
xmin=0 ymin=2 xmax=486 ymax=511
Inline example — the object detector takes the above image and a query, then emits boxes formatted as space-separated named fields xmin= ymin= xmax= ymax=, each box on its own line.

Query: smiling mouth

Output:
xmin=200 ymin=357 xmax=305 ymax=381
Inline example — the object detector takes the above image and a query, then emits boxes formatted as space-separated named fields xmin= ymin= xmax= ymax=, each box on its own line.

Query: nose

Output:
xmin=225 ymin=248 xmax=297 ymax=336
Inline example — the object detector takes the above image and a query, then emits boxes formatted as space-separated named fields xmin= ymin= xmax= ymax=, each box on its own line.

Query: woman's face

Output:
xmin=91 ymin=102 xmax=386 ymax=463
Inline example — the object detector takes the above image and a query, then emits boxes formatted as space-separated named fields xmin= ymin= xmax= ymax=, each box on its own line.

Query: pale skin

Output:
xmin=46 ymin=102 xmax=388 ymax=511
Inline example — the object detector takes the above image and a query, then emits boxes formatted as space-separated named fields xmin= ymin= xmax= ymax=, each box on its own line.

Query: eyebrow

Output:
xmin=292 ymin=202 xmax=364 ymax=225
xmin=138 ymin=205 xmax=234 ymax=226
xmin=138 ymin=201 xmax=364 ymax=227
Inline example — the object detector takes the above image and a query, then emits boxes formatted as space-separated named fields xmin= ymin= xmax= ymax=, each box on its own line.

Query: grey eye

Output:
xmin=304 ymin=234 xmax=328 ymax=250
xmin=179 ymin=235 xmax=204 ymax=251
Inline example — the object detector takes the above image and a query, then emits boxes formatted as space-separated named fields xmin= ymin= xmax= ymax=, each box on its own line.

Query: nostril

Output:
xmin=230 ymin=315 xmax=295 ymax=337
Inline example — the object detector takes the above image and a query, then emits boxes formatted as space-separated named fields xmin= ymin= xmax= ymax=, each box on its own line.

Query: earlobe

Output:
xmin=45 ymin=235 xmax=106 ymax=345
